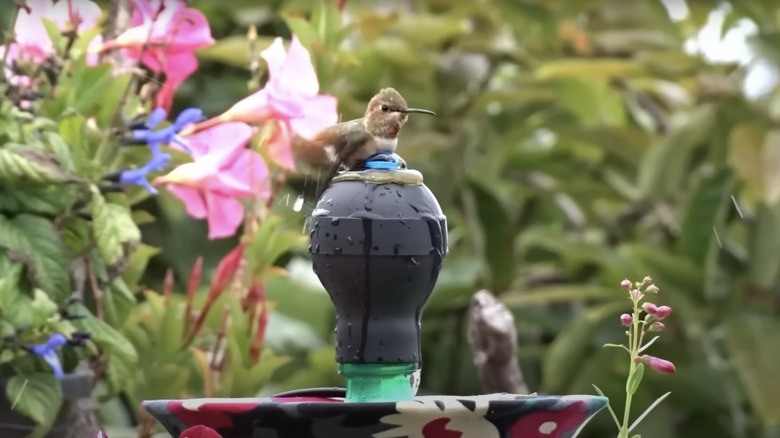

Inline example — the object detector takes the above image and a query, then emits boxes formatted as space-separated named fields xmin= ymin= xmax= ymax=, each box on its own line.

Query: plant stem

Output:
xmin=620 ymin=302 xmax=641 ymax=438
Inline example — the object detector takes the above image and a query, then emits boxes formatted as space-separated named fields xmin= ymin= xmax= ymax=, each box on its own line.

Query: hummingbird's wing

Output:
xmin=316 ymin=128 xmax=371 ymax=198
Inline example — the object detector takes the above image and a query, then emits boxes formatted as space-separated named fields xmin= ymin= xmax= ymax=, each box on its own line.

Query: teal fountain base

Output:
xmin=142 ymin=393 xmax=607 ymax=438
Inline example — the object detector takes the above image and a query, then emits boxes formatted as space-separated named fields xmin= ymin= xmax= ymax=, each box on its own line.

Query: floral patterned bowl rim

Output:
xmin=143 ymin=393 xmax=607 ymax=438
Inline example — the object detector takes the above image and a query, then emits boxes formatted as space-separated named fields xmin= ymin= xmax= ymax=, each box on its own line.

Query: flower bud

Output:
xmin=637 ymin=355 xmax=676 ymax=374
xmin=654 ymin=305 xmax=672 ymax=320
xmin=648 ymin=322 xmax=665 ymax=332
xmin=620 ymin=314 xmax=632 ymax=327
xmin=642 ymin=276 xmax=653 ymax=284
xmin=621 ymin=279 xmax=632 ymax=289
xmin=629 ymin=289 xmax=643 ymax=300
xmin=642 ymin=302 xmax=658 ymax=314
xmin=645 ymin=284 xmax=659 ymax=293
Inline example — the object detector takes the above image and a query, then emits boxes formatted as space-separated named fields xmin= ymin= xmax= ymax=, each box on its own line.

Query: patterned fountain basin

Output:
xmin=143 ymin=393 xmax=607 ymax=438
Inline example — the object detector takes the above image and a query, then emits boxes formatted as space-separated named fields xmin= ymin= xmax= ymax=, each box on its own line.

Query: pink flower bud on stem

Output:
xmin=621 ymin=279 xmax=632 ymax=289
xmin=649 ymin=322 xmax=665 ymax=332
xmin=620 ymin=314 xmax=633 ymax=327
xmin=642 ymin=302 xmax=658 ymax=314
xmin=642 ymin=276 xmax=653 ymax=284
xmin=654 ymin=305 xmax=672 ymax=320
xmin=645 ymin=284 xmax=659 ymax=293
xmin=637 ymin=355 xmax=676 ymax=374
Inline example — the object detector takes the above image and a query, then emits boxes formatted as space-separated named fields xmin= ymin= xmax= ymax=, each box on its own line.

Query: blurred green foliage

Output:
xmin=127 ymin=0 xmax=780 ymax=437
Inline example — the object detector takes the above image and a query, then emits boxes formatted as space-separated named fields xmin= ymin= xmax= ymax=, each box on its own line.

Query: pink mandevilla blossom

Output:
xmin=152 ymin=122 xmax=271 ymax=240
xmin=96 ymin=0 xmax=214 ymax=111
xmin=198 ymin=36 xmax=339 ymax=171
xmin=2 ymin=0 xmax=103 ymax=83
xmin=637 ymin=355 xmax=676 ymax=374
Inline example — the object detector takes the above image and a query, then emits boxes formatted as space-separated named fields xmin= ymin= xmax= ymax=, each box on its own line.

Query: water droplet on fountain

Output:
xmin=293 ymin=194 xmax=304 ymax=212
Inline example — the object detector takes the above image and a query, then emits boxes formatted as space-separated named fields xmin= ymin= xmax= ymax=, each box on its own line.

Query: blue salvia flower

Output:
xmin=106 ymin=107 xmax=206 ymax=194
xmin=102 ymin=152 xmax=172 ymax=194
xmin=122 ymin=107 xmax=205 ymax=156
xmin=30 ymin=334 xmax=68 ymax=379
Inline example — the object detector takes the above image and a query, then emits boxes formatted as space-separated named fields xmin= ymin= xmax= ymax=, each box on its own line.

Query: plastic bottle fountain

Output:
xmin=143 ymin=155 xmax=607 ymax=438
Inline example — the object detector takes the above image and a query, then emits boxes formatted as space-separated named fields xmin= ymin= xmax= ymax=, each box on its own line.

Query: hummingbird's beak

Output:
xmin=401 ymin=107 xmax=436 ymax=116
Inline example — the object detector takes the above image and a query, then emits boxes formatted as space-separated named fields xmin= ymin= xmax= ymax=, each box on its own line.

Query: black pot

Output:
xmin=309 ymin=169 xmax=448 ymax=365
xmin=0 ymin=371 xmax=93 ymax=438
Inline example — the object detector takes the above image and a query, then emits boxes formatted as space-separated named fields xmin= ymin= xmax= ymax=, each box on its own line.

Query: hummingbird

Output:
xmin=291 ymin=87 xmax=436 ymax=194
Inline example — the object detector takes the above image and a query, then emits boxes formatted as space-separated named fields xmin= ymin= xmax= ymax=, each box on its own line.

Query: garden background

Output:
xmin=2 ymin=0 xmax=780 ymax=437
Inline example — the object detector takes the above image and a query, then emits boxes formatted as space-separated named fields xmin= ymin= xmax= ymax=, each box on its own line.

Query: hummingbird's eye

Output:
xmin=381 ymin=104 xmax=389 ymax=112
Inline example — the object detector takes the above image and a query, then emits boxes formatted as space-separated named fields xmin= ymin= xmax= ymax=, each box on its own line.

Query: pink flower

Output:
xmin=152 ymin=122 xmax=270 ymax=239
xmin=620 ymin=279 xmax=631 ymax=289
xmin=648 ymin=321 xmax=665 ymax=332
xmin=3 ymin=0 xmax=102 ymax=80
xmin=654 ymin=305 xmax=672 ymax=320
xmin=636 ymin=355 xmax=676 ymax=374
xmin=642 ymin=302 xmax=657 ymax=315
xmin=95 ymin=0 xmax=214 ymax=111
xmin=194 ymin=36 xmax=338 ymax=170
xmin=620 ymin=313 xmax=632 ymax=327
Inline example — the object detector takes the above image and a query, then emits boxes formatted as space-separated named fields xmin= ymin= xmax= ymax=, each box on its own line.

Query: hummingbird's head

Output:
xmin=364 ymin=88 xmax=435 ymax=138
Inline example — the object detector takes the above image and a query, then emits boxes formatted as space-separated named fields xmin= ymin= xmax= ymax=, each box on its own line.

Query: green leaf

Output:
xmin=0 ymin=214 xmax=71 ymax=302
xmin=282 ymin=13 xmax=320 ymax=48
xmin=468 ymin=178 xmax=515 ymax=291
xmin=121 ymin=244 xmax=160 ymax=290
xmin=626 ymin=362 xmax=645 ymax=396
xmin=725 ymin=314 xmax=780 ymax=428
xmin=637 ymin=335 xmax=660 ymax=353
xmin=389 ymin=14 xmax=469 ymax=48
xmin=311 ymin=0 xmax=348 ymax=49
xmin=90 ymin=187 xmax=141 ymax=266
xmin=554 ymin=78 xmax=627 ymax=126
xmin=592 ymin=384 xmax=621 ymax=430
xmin=0 ymin=185 xmax=75 ymax=215
xmin=542 ymin=302 xmax=625 ymax=392
xmin=103 ymin=278 xmax=137 ymax=328
xmin=130 ymin=210 xmax=156 ymax=226
xmin=678 ymin=168 xmax=734 ymax=267
xmin=536 ymin=59 xmax=644 ymax=79
xmin=30 ymin=288 xmax=59 ymax=325
xmin=71 ymin=303 xmax=138 ymax=364
xmin=747 ymin=203 xmax=780 ymax=289
xmin=729 ymin=123 xmax=767 ymax=199
xmin=5 ymin=373 xmax=63 ymax=427
xmin=638 ymin=106 xmax=715 ymax=198
xmin=157 ymin=302 xmax=186 ymax=360
xmin=245 ymin=215 xmax=305 ymax=278
xmin=196 ymin=36 xmax=276 ymax=69
xmin=0 ymin=146 xmax=80 ymax=185
xmin=629 ymin=392 xmax=672 ymax=432
xmin=501 ymin=285 xmax=618 ymax=307
xmin=140 ymin=362 xmax=192 ymax=400
xmin=40 ymin=131 xmax=75 ymax=173
xmin=0 ymin=260 xmax=22 ymax=312
xmin=73 ymin=63 xmax=115 ymax=115
xmin=102 ymin=349 xmax=136 ymax=401
xmin=57 ymin=115 xmax=89 ymax=174
xmin=603 ymin=343 xmax=631 ymax=353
